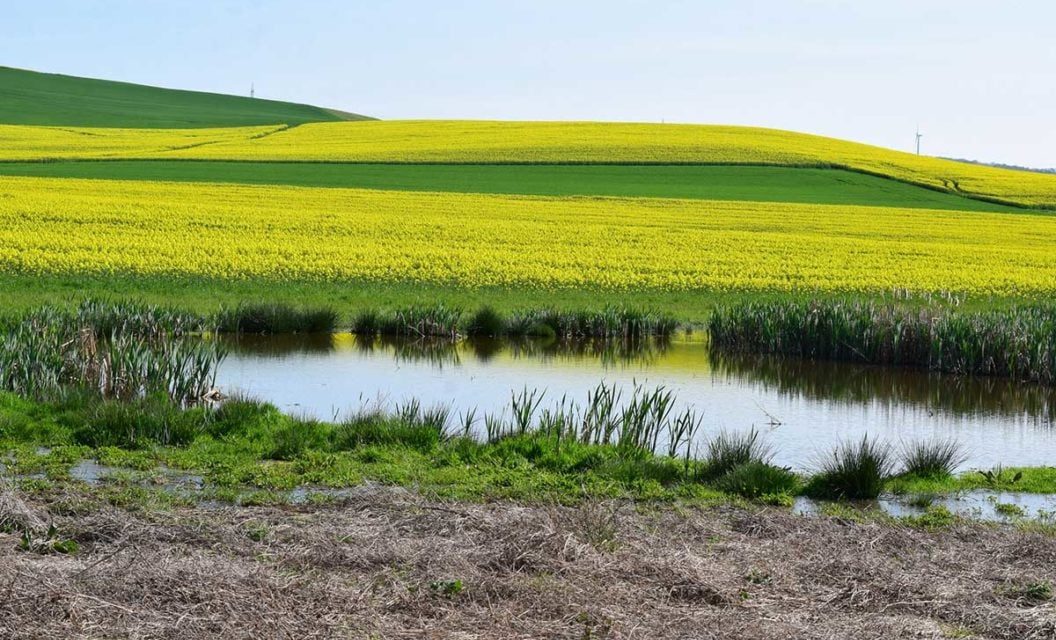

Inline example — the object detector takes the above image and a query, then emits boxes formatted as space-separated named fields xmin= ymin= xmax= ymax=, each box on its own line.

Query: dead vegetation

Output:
xmin=1 ymin=485 xmax=1054 ymax=639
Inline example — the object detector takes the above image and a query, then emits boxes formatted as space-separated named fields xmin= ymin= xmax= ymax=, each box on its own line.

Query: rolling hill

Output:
xmin=0 ymin=66 xmax=371 ymax=128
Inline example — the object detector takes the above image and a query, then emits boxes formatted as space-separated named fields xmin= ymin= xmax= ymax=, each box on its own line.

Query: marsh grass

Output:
xmin=465 ymin=306 xmax=506 ymax=337
xmin=709 ymin=300 xmax=1056 ymax=384
xmin=216 ymin=303 xmax=337 ymax=334
xmin=901 ymin=439 xmax=966 ymax=478
xmin=77 ymin=395 xmax=206 ymax=448
xmin=0 ymin=301 xmax=223 ymax=406
xmin=8 ymin=381 xmax=1056 ymax=504
xmin=807 ymin=435 xmax=894 ymax=500
xmin=507 ymin=307 xmax=678 ymax=339
xmin=377 ymin=304 xmax=463 ymax=338
xmin=351 ymin=310 xmax=381 ymax=335
xmin=715 ymin=462 xmax=799 ymax=500
xmin=333 ymin=405 xmax=449 ymax=452
xmin=351 ymin=305 xmax=679 ymax=341
xmin=700 ymin=429 xmax=772 ymax=481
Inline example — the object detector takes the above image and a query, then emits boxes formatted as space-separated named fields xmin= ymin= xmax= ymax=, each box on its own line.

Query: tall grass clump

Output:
xmin=901 ymin=439 xmax=966 ymax=478
xmin=351 ymin=309 xmax=381 ymax=335
xmin=74 ymin=394 xmax=206 ymax=448
xmin=700 ymin=428 xmax=771 ymax=481
xmin=465 ymin=306 xmax=506 ymax=337
xmin=216 ymin=303 xmax=337 ymax=334
xmin=708 ymin=300 xmax=1056 ymax=384
xmin=332 ymin=404 xmax=450 ymax=452
xmin=715 ymin=461 xmax=799 ymax=500
xmin=467 ymin=381 xmax=703 ymax=465
xmin=376 ymin=304 xmax=462 ymax=338
xmin=806 ymin=435 xmax=894 ymax=500
xmin=0 ymin=301 xmax=224 ymax=406
xmin=508 ymin=306 xmax=678 ymax=339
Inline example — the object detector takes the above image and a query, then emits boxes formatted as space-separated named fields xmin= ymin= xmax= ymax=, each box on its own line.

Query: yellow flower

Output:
xmin=1 ymin=175 xmax=1054 ymax=296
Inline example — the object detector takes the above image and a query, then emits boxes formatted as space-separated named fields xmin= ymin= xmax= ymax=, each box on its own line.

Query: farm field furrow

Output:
xmin=0 ymin=161 xmax=1018 ymax=212
xmin=1 ymin=175 xmax=1054 ymax=297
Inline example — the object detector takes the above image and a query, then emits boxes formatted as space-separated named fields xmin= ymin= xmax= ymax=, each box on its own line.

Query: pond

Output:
xmin=216 ymin=333 xmax=1056 ymax=471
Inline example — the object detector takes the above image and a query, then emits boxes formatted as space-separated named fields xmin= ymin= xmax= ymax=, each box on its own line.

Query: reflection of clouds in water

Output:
xmin=217 ymin=336 xmax=1056 ymax=470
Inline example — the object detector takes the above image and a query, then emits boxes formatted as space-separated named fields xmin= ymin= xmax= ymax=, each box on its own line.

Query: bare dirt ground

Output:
xmin=1 ymin=485 xmax=1054 ymax=639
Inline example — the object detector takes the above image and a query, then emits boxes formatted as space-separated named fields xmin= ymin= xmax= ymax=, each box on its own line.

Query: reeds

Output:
xmin=474 ymin=381 xmax=703 ymax=461
xmin=701 ymin=429 xmax=772 ymax=480
xmin=465 ymin=306 xmax=506 ymax=337
xmin=506 ymin=307 xmax=678 ymax=339
xmin=901 ymin=439 xmax=966 ymax=478
xmin=216 ymin=303 xmax=337 ymax=334
xmin=350 ymin=305 xmax=679 ymax=340
xmin=807 ymin=435 xmax=894 ymax=500
xmin=715 ymin=461 xmax=798 ymax=500
xmin=0 ymin=301 xmax=224 ymax=406
xmin=709 ymin=300 xmax=1056 ymax=384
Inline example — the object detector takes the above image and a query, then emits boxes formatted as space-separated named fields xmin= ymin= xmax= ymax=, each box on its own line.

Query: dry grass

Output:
xmin=1 ymin=485 xmax=1054 ymax=639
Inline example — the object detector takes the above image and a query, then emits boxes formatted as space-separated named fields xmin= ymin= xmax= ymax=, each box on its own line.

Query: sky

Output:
xmin=4 ymin=0 xmax=1055 ymax=167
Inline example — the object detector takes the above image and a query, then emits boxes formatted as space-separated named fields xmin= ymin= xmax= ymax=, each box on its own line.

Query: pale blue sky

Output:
xmin=4 ymin=1 xmax=1054 ymax=166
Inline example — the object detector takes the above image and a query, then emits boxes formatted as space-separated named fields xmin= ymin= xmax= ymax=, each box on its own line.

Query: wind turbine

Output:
xmin=250 ymin=83 xmax=255 ymax=99
xmin=915 ymin=126 xmax=923 ymax=155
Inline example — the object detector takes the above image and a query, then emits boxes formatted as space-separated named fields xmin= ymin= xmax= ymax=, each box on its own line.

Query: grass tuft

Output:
xmin=701 ymin=429 xmax=772 ymax=481
xmin=901 ymin=439 xmax=966 ymax=478
xmin=806 ymin=435 xmax=894 ymax=500
xmin=216 ymin=303 xmax=337 ymax=334
xmin=465 ymin=306 xmax=506 ymax=337
xmin=715 ymin=461 xmax=799 ymax=500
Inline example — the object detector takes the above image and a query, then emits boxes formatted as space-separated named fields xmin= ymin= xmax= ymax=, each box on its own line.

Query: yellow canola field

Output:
xmin=0 ymin=124 xmax=281 ymax=160
xmin=1 ymin=175 xmax=1054 ymax=296
xmin=159 ymin=121 xmax=1056 ymax=209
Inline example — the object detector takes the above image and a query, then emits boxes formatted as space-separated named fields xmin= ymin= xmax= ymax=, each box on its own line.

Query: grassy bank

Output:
xmin=5 ymin=389 xmax=1056 ymax=504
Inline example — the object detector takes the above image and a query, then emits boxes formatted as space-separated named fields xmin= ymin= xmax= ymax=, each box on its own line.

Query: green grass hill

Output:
xmin=0 ymin=66 xmax=372 ymax=128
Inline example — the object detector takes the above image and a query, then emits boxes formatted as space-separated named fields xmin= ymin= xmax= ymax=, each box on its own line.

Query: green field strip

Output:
xmin=0 ymin=161 xmax=1018 ymax=212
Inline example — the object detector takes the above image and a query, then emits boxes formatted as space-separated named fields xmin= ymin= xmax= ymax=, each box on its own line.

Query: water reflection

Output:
xmin=221 ymin=333 xmax=674 ymax=368
xmin=217 ymin=334 xmax=1056 ymax=469
xmin=709 ymin=352 xmax=1056 ymax=422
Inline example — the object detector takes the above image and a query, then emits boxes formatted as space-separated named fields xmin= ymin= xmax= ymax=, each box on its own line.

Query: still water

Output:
xmin=216 ymin=334 xmax=1056 ymax=471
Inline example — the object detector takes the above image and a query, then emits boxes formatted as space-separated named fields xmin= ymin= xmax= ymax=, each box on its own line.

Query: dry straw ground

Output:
xmin=2 ymin=486 xmax=1054 ymax=639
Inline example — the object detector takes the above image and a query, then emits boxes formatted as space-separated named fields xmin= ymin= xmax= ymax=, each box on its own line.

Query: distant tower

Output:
xmin=915 ymin=127 xmax=923 ymax=155
xmin=250 ymin=83 xmax=255 ymax=99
